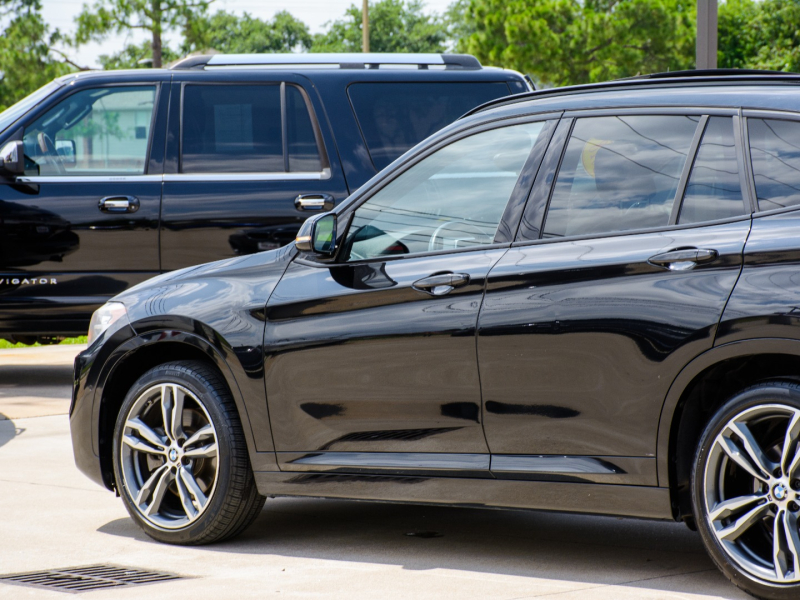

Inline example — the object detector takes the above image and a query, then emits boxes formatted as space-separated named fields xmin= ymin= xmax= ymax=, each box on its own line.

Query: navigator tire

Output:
xmin=692 ymin=382 xmax=800 ymax=600
xmin=112 ymin=360 xmax=265 ymax=545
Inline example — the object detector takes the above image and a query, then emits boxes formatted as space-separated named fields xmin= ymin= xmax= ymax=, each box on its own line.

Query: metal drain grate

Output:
xmin=0 ymin=564 xmax=185 ymax=594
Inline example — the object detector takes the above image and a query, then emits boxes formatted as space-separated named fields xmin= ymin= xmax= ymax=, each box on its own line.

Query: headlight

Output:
xmin=87 ymin=302 xmax=129 ymax=346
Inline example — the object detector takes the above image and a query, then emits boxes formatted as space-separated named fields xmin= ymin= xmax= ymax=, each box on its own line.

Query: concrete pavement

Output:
xmin=0 ymin=346 xmax=748 ymax=599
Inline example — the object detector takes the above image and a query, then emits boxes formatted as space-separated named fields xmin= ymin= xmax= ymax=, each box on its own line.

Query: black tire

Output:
xmin=692 ymin=381 xmax=800 ymax=600
xmin=112 ymin=360 xmax=265 ymax=545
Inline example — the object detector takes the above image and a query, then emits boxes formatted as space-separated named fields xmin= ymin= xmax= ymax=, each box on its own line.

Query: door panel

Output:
xmin=478 ymin=220 xmax=751 ymax=458
xmin=161 ymin=76 xmax=348 ymax=271
xmin=264 ymin=249 xmax=506 ymax=465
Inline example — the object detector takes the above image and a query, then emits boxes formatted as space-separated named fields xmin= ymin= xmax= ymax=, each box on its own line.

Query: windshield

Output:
xmin=0 ymin=80 xmax=63 ymax=134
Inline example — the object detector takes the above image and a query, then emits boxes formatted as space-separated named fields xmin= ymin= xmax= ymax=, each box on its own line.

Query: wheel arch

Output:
xmin=92 ymin=317 xmax=264 ymax=491
xmin=658 ymin=338 xmax=800 ymax=523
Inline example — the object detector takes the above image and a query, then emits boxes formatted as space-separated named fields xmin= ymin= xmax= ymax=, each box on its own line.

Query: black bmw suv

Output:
xmin=73 ymin=71 xmax=800 ymax=599
xmin=0 ymin=53 xmax=528 ymax=343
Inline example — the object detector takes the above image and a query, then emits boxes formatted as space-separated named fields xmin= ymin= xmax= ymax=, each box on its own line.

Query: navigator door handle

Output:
xmin=648 ymin=248 xmax=718 ymax=271
xmin=295 ymin=194 xmax=335 ymax=211
xmin=412 ymin=272 xmax=470 ymax=296
xmin=99 ymin=195 xmax=139 ymax=213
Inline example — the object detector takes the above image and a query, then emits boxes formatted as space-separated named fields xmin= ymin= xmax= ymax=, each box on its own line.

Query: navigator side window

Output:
xmin=180 ymin=84 xmax=324 ymax=174
xmin=23 ymin=86 xmax=157 ymax=177
xmin=541 ymin=115 xmax=698 ymax=239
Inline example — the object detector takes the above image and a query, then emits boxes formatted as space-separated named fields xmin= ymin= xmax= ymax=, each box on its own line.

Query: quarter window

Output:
xmin=181 ymin=84 xmax=323 ymax=174
xmin=23 ymin=86 xmax=156 ymax=177
xmin=678 ymin=117 xmax=746 ymax=224
xmin=748 ymin=118 xmax=800 ymax=211
xmin=542 ymin=115 xmax=698 ymax=238
xmin=343 ymin=122 xmax=545 ymax=261
xmin=348 ymin=82 xmax=513 ymax=170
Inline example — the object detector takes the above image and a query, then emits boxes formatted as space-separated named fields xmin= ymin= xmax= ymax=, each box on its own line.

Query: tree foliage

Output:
xmin=183 ymin=10 xmax=312 ymax=54
xmin=458 ymin=0 xmax=695 ymax=86
xmin=0 ymin=0 xmax=73 ymax=110
xmin=74 ymin=0 xmax=211 ymax=68
xmin=311 ymin=0 xmax=447 ymax=53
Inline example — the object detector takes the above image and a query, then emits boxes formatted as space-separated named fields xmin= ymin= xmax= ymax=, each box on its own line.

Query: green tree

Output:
xmin=74 ymin=0 xmax=211 ymax=69
xmin=98 ymin=39 xmax=180 ymax=69
xmin=183 ymin=10 xmax=312 ymax=54
xmin=748 ymin=0 xmax=800 ymax=72
xmin=312 ymin=0 xmax=447 ymax=53
xmin=0 ymin=0 xmax=74 ymax=110
xmin=717 ymin=0 xmax=760 ymax=69
xmin=459 ymin=0 xmax=695 ymax=86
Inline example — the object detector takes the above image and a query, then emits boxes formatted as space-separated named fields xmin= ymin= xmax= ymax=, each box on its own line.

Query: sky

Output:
xmin=40 ymin=0 xmax=458 ymax=69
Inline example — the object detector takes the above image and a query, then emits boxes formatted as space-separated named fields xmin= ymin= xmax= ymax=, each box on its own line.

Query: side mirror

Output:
xmin=295 ymin=213 xmax=337 ymax=256
xmin=0 ymin=141 xmax=24 ymax=177
xmin=55 ymin=139 xmax=77 ymax=165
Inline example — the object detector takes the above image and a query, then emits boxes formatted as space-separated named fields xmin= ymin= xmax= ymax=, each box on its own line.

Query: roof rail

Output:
xmin=170 ymin=53 xmax=482 ymax=71
xmin=462 ymin=69 xmax=800 ymax=118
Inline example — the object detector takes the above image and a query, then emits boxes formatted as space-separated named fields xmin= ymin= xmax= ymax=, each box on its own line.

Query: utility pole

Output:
xmin=362 ymin=0 xmax=370 ymax=53
xmin=697 ymin=0 xmax=718 ymax=69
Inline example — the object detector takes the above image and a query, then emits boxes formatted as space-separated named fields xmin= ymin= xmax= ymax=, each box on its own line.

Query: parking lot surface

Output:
xmin=0 ymin=346 xmax=748 ymax=599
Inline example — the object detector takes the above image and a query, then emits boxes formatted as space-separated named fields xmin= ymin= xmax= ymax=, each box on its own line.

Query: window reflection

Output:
xmin=749 ymin=118 xmax=800 ymax=211
xmin=543 ymin=115 xmax=698 ymax=238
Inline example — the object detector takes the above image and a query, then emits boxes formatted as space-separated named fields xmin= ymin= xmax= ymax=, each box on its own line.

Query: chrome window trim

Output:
xmin=17 ymin=169 xmax=331 ymax=184
xmin=17 ymin=175 xmax=163 ymax=183
xmin=164 ymin=168 xmax=330 ymax=182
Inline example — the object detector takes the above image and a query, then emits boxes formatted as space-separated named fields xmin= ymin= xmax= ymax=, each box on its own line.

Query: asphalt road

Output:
xmin=0 ymin=345 xmax=749 ymax=599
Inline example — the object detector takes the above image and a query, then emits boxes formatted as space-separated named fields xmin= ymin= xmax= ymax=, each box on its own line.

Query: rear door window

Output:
xmin=181 ymin=84 xmax=323 ymax=174
xmin=541 ymin=115 xmax=699 ymax=239
xmin=348 ymin=82 xmax=512 ymax=170
xmin=678 ymin=116 xmax=747 ymax=224
xmin=748 ymin=117 xmax=800 ymax=211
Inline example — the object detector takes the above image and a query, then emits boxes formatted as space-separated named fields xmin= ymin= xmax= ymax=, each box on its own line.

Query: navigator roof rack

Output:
xmin=462 ymin=69 xmax=800 ymax=118
xmin=170 ymin=53 xmax=482 ymax=71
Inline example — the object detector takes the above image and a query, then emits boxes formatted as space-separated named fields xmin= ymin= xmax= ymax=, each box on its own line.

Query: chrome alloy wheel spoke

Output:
xmin=782 ymin=411 xmax=800 ymax=479
xmin=183 ymin=442 xmax=218 ymax=459
xmin=782 ymin=511 xmax=800 ymax=580
xmin=123 ymin=417 xmax=167 ymax=456
xmin=160 ymin=384 xmax=185 ymax=443
xmin=178 ymin=466 xmax=208 ymax=512
xmin=717 ymin=502 xmax=772 ymax=542
xmin=709 ymin=494 xmax=768 ymax=522
xmin=136 ymin=463 xmax=173 ymax=516
xmin=722 ymin=421 xmax=776 ymax=481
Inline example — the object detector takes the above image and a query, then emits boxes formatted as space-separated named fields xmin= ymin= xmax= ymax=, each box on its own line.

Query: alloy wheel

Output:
xmin=703 ymin=404 xmax=800 ymax=583
xmin=119 ymin=383 xmax=219 ymax=530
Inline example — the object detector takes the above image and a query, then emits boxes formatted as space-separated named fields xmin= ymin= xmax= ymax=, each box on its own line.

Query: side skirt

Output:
xmin=254 ymin=471 xmax=673 ymax=520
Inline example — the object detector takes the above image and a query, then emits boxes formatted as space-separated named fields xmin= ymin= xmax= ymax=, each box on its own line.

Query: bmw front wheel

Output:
xmin=112 ymin=360 xmax=265 ymax=545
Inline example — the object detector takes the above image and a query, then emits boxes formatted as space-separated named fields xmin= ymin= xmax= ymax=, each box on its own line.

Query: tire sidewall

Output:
xmin=692 ymin=383 xmax=800 ymax=600
xmin=112 ymin=363 xmax=236 ymax=545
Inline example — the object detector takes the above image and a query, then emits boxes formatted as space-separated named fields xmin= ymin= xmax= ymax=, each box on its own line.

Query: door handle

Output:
xmin=295 ymin=194 xmax=335 ymax=211
xmin=99 ymin=196 xmax=139 ymax=213
xmin=412 ymin=272 xmax=470 ymax=296
xmin=648 ymin=248 xmax=718 ymax=271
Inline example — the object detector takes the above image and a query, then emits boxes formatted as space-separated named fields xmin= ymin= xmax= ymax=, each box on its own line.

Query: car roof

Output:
xmin=468 ymin=71 xmax=800 ymax=118
xmin=170 ymin=53 xmax=483 ymax=70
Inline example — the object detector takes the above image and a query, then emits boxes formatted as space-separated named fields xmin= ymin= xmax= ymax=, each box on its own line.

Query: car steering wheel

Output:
xmin=36 ymin=132 xmax=66 ymax=175
xmin=428 ymin=220 xmax=494 ymax=252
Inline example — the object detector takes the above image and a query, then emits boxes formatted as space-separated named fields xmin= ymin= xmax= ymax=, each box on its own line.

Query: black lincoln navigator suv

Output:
xmin=0 ymin=53 xmax=528 ymax=343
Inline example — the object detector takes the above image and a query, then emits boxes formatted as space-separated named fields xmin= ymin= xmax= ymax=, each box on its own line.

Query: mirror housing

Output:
xmin=55 ymin=139 xmax=77 ymax=165
xmin=0 ymin=141 xmax=24 ymax=177
xmin=295 ymin=212 xmax=337 ymax=256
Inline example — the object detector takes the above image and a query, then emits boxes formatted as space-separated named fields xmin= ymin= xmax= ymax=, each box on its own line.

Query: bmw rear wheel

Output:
xmin=112 ymin=360 xmax=265 ymax=544
xmin=693 ymin=382 xmax=800 ymax=599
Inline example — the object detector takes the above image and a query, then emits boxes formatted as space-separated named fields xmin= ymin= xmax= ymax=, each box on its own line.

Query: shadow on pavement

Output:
xmin=0 ymin=417 xmax=24 ymax=449
xmin=0 ymin=365 xmax=73 ymax=387
xmin=98 ymin=499 xmax=745 ymax=598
